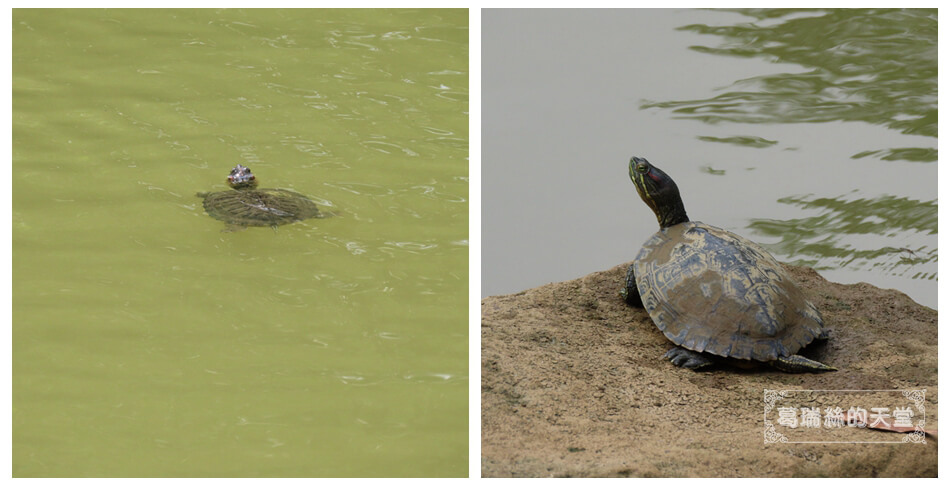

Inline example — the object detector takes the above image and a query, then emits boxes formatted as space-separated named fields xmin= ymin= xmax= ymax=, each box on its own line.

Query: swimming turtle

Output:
xmin=197 ymin=164 xmax=323 ymax=231
xmin=622 ymin=156 xmax=834 ymax=373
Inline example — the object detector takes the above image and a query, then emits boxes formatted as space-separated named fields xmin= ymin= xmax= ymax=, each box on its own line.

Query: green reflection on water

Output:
xmin=748 ymin=193 xmax=937 ymax=278
xmin=852 ymin=147 xmax=937 ymax=163
xmin=643 ymin=9 xmax=937 ymax=139
xmin=696 ymin=135 xmax=778 ymax=148
xmin=639 ymin=8 xmax=936 ymax=299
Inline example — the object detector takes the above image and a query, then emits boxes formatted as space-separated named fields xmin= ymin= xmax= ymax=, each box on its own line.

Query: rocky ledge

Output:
xmin=482 ymin=263 xmax=937 ymax=477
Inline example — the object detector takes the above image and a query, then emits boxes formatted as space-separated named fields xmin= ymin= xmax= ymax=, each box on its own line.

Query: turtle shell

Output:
xmin=199 ymin=188 xmax=321 ymax=227
xmin=633 ymin=221 xmax=824 ymax=362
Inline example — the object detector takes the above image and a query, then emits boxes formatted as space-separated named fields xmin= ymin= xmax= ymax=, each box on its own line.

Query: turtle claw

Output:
xmin=621 ymin=264 xmax=643 ymax=307
xmin=664 ymin=347 xmax=714 ymax=370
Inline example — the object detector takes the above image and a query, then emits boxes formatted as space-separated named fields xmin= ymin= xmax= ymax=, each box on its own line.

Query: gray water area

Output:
xmin=482 ymin=8 xmax=936 ymax=309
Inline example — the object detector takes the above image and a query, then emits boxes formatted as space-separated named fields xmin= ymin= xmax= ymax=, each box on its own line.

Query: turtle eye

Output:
xmin=636 ymin=164 xmax=648 ymax=174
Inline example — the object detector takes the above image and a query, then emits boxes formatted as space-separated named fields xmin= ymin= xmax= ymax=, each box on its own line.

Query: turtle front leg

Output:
xmin=771 ymin=355 xmax=836 ymax=373
xmin=664 ymin=347 xmax=715 ymax=370
xmin=621 ymin=264 xmax=643 ymax=307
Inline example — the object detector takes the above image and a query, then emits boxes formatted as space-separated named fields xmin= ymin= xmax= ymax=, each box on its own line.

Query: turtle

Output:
xmin=197 ymin=164 xmax=324 ymax=231
xmin=621 ymin=156 xmax=835 ymax=373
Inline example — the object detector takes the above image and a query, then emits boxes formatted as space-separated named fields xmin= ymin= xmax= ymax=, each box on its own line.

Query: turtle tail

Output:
xmin=772 ymin=355 xmax=836 ymax=373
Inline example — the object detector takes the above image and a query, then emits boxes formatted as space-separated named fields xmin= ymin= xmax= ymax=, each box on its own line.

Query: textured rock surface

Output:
xmin=482 ymin=263 xmax=937 ymax=477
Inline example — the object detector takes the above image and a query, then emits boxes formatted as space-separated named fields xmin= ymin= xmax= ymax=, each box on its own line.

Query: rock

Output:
xmin=481 ymin=263 xmax=937 ymax=477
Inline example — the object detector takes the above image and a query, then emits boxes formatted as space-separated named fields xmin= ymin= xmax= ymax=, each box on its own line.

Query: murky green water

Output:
xmin=483 ymin=8 xmax=936 ymax=308
xmin=13 ymin=8 xmax=468 ymax=477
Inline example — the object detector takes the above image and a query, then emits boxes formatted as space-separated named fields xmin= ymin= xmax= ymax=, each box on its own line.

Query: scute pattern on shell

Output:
xmin=633 ymin=221 xmax=824 ymax=362
xmin=201 ymin=188 xmax=320 ymax=226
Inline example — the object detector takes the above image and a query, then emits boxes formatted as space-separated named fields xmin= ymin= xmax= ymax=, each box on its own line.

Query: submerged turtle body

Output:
xmin=197 ymin=164 xmax=322 ymax=230
xmin=624 ymin=156 xmax=834 ymax=373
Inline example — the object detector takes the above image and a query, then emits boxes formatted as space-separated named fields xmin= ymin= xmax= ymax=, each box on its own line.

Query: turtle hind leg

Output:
xmin=664 ymin=347 xmax=715 ymax=371
xmin=772 ymin=355 xmax=836 ymax=373
xmin=621 ymin=264 xmax=643 ymax=307
xmin=222 ymin=223 xmax=248 ymax=233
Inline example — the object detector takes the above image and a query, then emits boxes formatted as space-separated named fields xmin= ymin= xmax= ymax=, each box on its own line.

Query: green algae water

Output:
xmin=13 ymin=9 xmax=468 ymax=477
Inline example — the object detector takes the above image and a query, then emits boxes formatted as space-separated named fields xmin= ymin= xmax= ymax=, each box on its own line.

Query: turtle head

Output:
xmin=629 ymin=156 xmax=689 ymax=229
xmin=227 ymin=164 xmax=258 ymax=190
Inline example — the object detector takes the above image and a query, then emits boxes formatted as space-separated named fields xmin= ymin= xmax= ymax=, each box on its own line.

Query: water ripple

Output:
xmin=323 ymin=182 xmax=394 ymax=196
xmin=360 ymin=140 xmax=419 ymax=156
xmin=641 ymin=9 xmax=936 ymax=137
xmin=748 ymin=193 xmax=937 ymax=278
